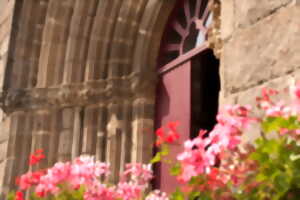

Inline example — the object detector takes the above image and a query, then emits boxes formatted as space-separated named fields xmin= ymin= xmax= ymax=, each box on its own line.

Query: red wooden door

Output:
xmin=155 ymin=60 xmax=192 ymax=192
xmin=155 ymin=0 xmax=217 ymax=193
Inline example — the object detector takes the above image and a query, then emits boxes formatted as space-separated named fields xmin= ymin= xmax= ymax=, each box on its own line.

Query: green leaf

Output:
xmin=161 ymin=144 xmax=169 ymax=156
xmin=6 ymin=192 xmax=15 ymax=200
xmin=69 ymin=186 xmax=85 ymax=200
xmin=170 ymin=189 xmax=185 ymax=200
xmin=29 ymin=193 xmax=46 ymax=200
xmin=150 ymin=152 xmax=161 ymax=164
xmin=262 ymin=117 xmax=281 ymax=133
xmin=151 ymin=144 xmax=169 ymax=164
xmin=274 ymin=173 xmax=290 ymax=194
xmin=262 ymin=139 xmax=280 ymax=154
xmin=256 ymin=172 xmax=267 ymax=182
xmin=170 ymin=163 xmax=182 ymax=176
xmin=250 ymin=151 xmax=269 ymax=163
xmin=262 ymin=116 xmax=300 ymax=134
xmin=188 ymin=191 xmax=201 ymax=200
xmin=198 ymin=193 xmax=213 ymax=200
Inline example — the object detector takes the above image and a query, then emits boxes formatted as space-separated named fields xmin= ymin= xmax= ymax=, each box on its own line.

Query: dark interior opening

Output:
xmin=190 ymin=49 xmax=220 ymax=138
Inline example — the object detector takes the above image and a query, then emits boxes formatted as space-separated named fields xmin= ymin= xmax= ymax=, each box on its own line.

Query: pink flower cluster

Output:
xmin=145 ymin=190 xmax=169 ymax=200
xmin=256 ymin=88 xmax=292 ymax=117
xmin=18 ymin=156 xmax=110 ymax=197
xmin=255 ymin=84 xmax=300 ymax=137
xmin=17 ymin=156 xmax=153 ymax=200
xmin=84 ymin=182 xmax=116 ymax=200
xmin=256 ymin=82 xmax=300 ymax=118
xmin=177 ymin=105 xmax=255 ymax=183
xmin=116 ymin=163 xmax=153 ymax=200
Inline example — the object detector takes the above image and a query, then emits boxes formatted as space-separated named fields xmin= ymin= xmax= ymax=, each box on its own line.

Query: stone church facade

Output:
xmin=0 ymin=0 xmax=299 ymax=197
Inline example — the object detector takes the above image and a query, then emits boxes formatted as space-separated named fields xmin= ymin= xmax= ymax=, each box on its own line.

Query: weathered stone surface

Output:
xmin=0 ymin=141 xmax=8 ymax=162
xmin=234 ymin=0 xmax=292 ymax=27
xmin=0 ymin=53 xmax=7 ymax=90
xmin=294 ymin=0 xmax=300 ymax=6
xmin=220 ymin=0 xmax=235 ymax=40
xmin=219 ymin=92 xmax=237 ymax=106
xmin=0 ymin=0 xmax=14 ymax=93
xmin=231 ymin=72 xmax=300 ymax=143
xmin=0 ymin=36 xmax=9 ymax=56
xmin=236 ymin=74 xmax=294 ymax=107
xmin=0 ymin=160 xmax=7 ymax=195
xmin=223 ymin=5 xmax=300 ymax=94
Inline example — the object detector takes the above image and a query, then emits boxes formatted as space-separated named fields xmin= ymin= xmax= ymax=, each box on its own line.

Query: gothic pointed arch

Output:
xmin=0 ymin=0 xmax=177 ymax=195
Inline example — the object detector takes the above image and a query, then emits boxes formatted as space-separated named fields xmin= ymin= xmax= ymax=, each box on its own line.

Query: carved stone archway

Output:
xmin=0 ymin=0 xmax=177 ymax=196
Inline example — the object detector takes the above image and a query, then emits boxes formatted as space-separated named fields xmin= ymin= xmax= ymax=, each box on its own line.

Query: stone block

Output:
xmin=0 ymin=141 xmax=7 ymax=162
xmin=219 ymin=91 xmax=238 ymax=106
xmin=294 ymin=0 xmax=300 ymax=5
xmin=0 ymin=160 xmax=7 ymax=194
xmin=0 ymin=22 xmax=11 ymax=46
xmin=1 ymin=157 xmax=16 ymax=192
xmin=235 ymin=72 xmax=296 ymax=113
xmin=0 ymin=52 xmax=7 ymax=87
xmin=223 ymin=5 xmax=300 ymax=94
xmin=0 ymin=126 xmax=8 ymax=145
xmin=221 ymin=0 xmax=235 ymax=40
xmin=234 ymin=0 xmax=291 ymax=27
xmin=228 ymin=73 xmax=300 ymax=143
xmin=0 ymin=115 xmax=10 ymax=145
xmin=58 ymin=130 xmax=73 ymax=157
xmin=62 ymin=108 xmax=74 ymax=129
xmin=0 ymin=0 xmax=14 ymax=24
xmin=0 ymin=0 xmax=5 ymax=16
xmin=0 ymin=36 xmax=9 ymax=56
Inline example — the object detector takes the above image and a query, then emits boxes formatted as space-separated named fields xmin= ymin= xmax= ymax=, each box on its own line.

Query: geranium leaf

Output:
xmin=188 ymin=191 xmax=201 ymax=200
xmin=170 ymin=163 xmax=181 ymax=176
xmin=150 ymin=152 xmax=162 ymax=164
xmin=161 ymin=144 xmax=169 ymax=156
xmin=170 ymin=189 xmax=185 ymax=200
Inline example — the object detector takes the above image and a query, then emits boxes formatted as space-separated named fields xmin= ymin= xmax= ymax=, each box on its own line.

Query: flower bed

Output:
xmin=8 ymin=83 xmax=300 ymax=200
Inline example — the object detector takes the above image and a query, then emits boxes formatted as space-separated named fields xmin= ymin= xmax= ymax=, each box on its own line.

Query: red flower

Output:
xmin=155 ymin=128 xmax=164 ymax=137
xmin=15 ymin=177 xmax=20 ymax=185
xmin=165 ymin=131 xmax=179 ymax=143
xmin=155 ymin=122 xmax=180 ymax=146
xmin=15 ymin=191 xmax=24 ymax=200
xmin=17 ymin=170 xmax=45 ymax=190
xmin=294 ymin=81 xmax=300 ymax=99
xmin=36 ymin=190 xmax=46 ymax=198
xmin=167 ymin=121 xmax=179 ymax=132
xmin=29 ymin=149 xmax=45 ymax=166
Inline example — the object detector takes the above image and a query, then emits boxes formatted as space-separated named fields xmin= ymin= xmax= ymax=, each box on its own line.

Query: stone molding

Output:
xmin=0 ymin=72 xmax=157 ymax=112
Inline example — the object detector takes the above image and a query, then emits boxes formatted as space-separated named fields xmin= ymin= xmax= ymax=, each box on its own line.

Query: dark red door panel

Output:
xmin=155 ymin=61 xmax=191 ymax=193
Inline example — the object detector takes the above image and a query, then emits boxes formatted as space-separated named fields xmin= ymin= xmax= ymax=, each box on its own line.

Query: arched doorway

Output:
xmin=155 ymin=0 xmax=220 ymax=192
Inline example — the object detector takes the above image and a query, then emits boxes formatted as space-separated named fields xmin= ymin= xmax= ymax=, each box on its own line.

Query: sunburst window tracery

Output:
xmin=159 ymin=0 xmax=214 ymax=66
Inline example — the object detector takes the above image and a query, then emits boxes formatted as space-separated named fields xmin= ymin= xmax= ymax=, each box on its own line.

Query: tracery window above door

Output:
xmin=158 ymin=0 xmax=213 ymax=67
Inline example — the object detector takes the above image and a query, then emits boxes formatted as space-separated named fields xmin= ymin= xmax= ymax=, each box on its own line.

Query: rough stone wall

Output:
xmin=220 ymin=0 xmax=300 ymax=142
xmin=0 ymin=0 xmax=177 ymax=196
xmin=0 ymin=0 xmax=15 ymax=195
